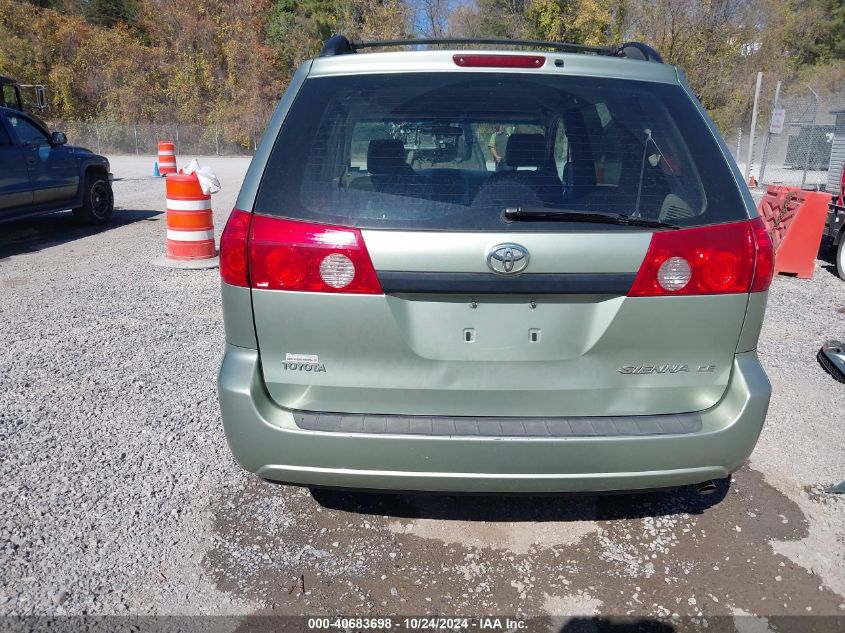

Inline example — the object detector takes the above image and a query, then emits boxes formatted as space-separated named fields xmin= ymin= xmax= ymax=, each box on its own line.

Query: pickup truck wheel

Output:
xmin=837 ymin=237 xmax=845 ymax=282
xmin=73 ymin=174 xmax=113 ymax=225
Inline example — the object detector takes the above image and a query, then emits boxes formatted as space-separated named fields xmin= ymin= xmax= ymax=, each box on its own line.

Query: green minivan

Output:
xmin=217 ymin=36 xmax=773 ymax=493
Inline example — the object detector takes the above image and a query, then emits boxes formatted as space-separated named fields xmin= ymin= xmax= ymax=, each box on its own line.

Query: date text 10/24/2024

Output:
xmin=307 ymin=617 xmax=527 ymax=630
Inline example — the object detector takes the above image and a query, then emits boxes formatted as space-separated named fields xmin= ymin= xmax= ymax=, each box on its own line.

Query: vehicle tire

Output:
xmin=837 ymin=237 xmax=845 ymax=282
xmin=73 ymin=172 xmax=113 ymax=225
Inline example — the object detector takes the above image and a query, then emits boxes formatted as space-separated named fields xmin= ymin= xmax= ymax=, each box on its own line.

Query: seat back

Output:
xmin=367 ymin=139 xmax=417 ymax=195
xmin=492 ymin=133 xmax=563 ymax=207
xmin=503 ymin=134 xmax=545 ymax=170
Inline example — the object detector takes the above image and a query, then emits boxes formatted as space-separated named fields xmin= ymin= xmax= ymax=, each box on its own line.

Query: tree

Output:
xmin=266 ymin=0 xmax=344 ymax=70
xmin=265 ymin=0 xmax=410 ymax=74
xmin=447 ymin=2 xmax=483 ymax=36
xmin=84 ymin=0 xmax=140 ymax=28
xmin=793 ymin=0 xmax=845 ymax=63
xmin=523 ymin=0 xmax=612 ymax=44
xmin=416 ymin=0 xmax=452 ymax=37
xmin=474 ymin=0 xmax=528 ymax=37
xmin=1 ymin=0 xmax=841 ymax=143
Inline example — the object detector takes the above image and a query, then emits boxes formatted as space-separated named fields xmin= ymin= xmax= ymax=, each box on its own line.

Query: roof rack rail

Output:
xmin=319 ymin=35 xmax=663 ymax=63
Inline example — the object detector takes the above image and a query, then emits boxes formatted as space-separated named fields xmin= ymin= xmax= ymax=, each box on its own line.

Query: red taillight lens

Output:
xmin=248 ymin=215 xmax=382 ymax=294
xmin=453 ymin=54 xmax=545 ymax=68
xmin=628 ymin=220 xmax=763 ymax=297
xmin=219 ymin=209 xmax=252 ymax=287
xmin=750 ymin=216 xmax=774 ymax=292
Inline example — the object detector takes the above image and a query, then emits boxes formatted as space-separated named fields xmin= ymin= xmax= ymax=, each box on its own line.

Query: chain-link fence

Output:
xmin=48 ymin=121 xmax=260 ymax=156
xmin=728 ymin=84 xmax=845 ymax=192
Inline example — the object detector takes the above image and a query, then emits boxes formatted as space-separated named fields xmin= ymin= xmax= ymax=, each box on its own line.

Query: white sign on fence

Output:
xmin=770 ymin=108 xmax=786 ymax=135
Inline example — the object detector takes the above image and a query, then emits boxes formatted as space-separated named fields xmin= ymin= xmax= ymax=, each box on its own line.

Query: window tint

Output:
xmin=7 ymin=114 xmax=48 ymax=146
xmin=255 ymin=73 xmax=745 ymax=231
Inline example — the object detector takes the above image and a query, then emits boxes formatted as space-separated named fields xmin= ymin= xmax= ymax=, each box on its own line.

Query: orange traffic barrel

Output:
xmin=165 ymin=172 xmax=215 ymax=261
xmin=158 ymin=141 xmax=177 ymax=175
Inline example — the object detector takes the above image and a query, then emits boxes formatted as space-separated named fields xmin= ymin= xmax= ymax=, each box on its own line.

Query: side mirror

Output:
xmin=51 ymin=131 xmax=67 ymax=145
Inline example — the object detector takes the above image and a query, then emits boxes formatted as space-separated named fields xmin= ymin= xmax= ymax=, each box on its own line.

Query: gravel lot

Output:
xmin=1 ymin=155 xmax=844 ymax=630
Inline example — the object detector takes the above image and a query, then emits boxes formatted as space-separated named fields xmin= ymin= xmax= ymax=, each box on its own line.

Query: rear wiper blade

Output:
xmin=503 ymin=206 xmax=680 ymax=229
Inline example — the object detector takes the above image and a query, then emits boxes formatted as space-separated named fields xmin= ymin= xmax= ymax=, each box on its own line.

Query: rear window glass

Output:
xmin=255 ymin=72 xmax=746 ymax=231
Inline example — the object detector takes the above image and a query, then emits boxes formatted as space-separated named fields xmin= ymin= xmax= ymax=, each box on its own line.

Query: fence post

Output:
xmin=736 ymin=129 xmax=742 ymax=164
xmin=215 ymin=123 xmax=220 ymax=156
xmin=744 ymin=72 xmax=763 ymax=183
xmin=175 ymin=124 xmax=180 ymax=157
xmin=801 ymin=86 xmax=820 ymax=189
xmin=133 ymin=123 xmax=139 ymax=155
xmin=95 ymin=122 xmax=101 ymax=154
xmin=758 ymin=80 xmax=781 ymax=184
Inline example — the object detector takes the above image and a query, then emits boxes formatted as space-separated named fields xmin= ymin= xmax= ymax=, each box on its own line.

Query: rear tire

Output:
xmin=73 ymin=173 xmax=113 ymax=225
xmin=837 ymin=237 xmax=845 ymax=282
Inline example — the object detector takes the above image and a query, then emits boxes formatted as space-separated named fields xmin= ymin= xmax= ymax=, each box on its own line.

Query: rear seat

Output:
xmin=473 ymin=134 xmax=564 ymax=208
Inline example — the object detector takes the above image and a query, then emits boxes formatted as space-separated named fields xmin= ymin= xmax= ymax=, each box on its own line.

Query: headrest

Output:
xmin=505 ymin=134 xmax=546 ymax=168
xmin=367 ymin=139 xmax=408 ymax=174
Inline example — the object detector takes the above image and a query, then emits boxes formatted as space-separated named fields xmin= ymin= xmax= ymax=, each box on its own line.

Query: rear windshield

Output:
xmin=255 ymin=72 xmax=746 ymax=231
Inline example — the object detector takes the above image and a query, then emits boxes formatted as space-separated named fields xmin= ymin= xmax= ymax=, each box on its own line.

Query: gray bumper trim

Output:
xmin=293 ymin=411 xmax=702 ymax=437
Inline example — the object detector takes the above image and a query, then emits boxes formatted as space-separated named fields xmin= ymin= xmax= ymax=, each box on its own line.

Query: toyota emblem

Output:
xmin=487 ymin=243 xmax=529 ymax=275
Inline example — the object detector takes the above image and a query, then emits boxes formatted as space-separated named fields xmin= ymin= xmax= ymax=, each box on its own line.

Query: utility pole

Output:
xmin=758 ymin=80 xmax=781 ymax=184
xmin=744 ymin=72 xmax=763 ymax=183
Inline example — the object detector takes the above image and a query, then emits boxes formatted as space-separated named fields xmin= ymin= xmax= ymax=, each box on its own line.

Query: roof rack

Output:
xmin=319 ymin=35 xmax=663 ymax=63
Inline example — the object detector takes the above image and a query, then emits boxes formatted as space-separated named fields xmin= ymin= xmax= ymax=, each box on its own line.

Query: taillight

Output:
xmin=628 ymin=220 xmax=771 ymax=297
xmin=453 ymin=54 xmax=545 ymax=68
xmin=219 ymin=209 xmax=252 ymax=287
xmin=749 ymin=217 xmax=774 ymax=292
xmin=248 ymin=215 xmax=382 ymax=294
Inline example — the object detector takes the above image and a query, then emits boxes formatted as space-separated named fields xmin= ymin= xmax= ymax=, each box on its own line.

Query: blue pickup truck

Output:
xmin=0 ymin=105 xmax=113 ymax=224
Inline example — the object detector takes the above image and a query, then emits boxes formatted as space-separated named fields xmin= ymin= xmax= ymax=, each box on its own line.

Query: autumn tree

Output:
xmin=2 ymin=0 xmax=842 ymax=145
xmin=523 ymin=0 xmax=614 ymax=45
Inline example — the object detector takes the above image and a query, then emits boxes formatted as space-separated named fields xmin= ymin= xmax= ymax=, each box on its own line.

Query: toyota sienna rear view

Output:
xmin=216 ymin=36 xmax=773 ymax=493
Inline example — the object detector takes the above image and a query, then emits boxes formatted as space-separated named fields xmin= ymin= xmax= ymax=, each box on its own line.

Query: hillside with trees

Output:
xmin=1 ymin=0 xmax=843 ymax=148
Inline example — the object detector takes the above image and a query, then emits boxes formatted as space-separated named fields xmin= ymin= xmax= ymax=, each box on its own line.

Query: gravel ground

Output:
xmin=1 ymin=155 xmax=844 ymax=630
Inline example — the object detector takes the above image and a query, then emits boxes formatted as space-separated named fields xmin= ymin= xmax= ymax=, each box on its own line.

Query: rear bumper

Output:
xmin=218 ymin=346 xmax=771 ymax=492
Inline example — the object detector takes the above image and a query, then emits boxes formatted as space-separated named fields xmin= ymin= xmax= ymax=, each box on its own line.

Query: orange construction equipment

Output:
xmin=757 ymin=185 xmax=799 ymax=251
xmin=164 ymin=172 xmax=216 ymax=261
xmin=757 ymin=187 xmax=831 ymax=279
xmin=157 ymin=140 xmax=177 ymax=175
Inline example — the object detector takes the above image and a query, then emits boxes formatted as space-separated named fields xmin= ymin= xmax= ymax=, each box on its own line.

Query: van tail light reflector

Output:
xmin=319 ymin=253 xmax=356 ymax=288
xmin=247 ymin=215 xmax=382 ymax=294
xmin=453 ymin=54 xmax=545 ymax=68
xmin=749 ymin=217 xmax=774 ymax=292
xmin=628 ymin=218 xmax=773 ymax=297
xmin=656 ymin=256 xmax=692 ymax=291
xmin=219 ymin=209 xmax=252 ymax=287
